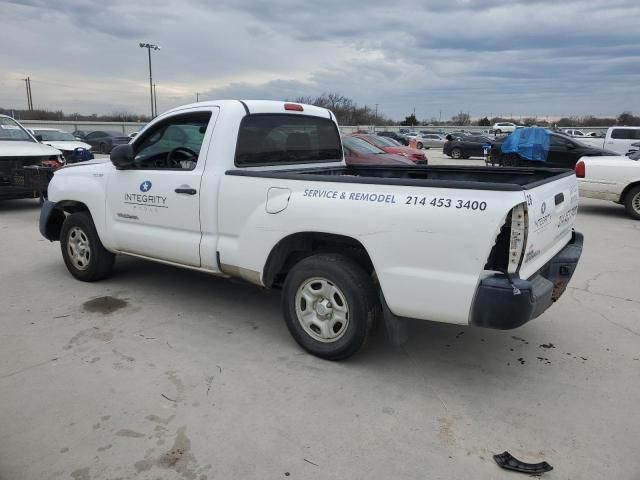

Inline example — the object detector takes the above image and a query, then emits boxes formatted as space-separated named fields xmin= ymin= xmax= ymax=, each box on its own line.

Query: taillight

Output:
xmin=508 ymin=203 xmax=527 ymax=274
xmin=575 ymin=161 xmax=585 ymax=178
xmin=284 ymin=103 xmax=303 ymax=111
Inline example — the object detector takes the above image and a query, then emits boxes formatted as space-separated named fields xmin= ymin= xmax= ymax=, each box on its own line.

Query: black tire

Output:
xmin=450 ymin=147 xmax=462 ymax=159
xmin=624 ymin=185 xmax=640 ymax=220
xmin=282 ymin=254 xmax=378 ymax=360
xmin=99 ymin=143 xmax=107 ymax=154
xmin=495 ymin=129 xmax=502 ymax=134
xmin=417 ymin=142 xmax=423 ymax=149
xmin=60 ymin=212 xmax=115 ymax=281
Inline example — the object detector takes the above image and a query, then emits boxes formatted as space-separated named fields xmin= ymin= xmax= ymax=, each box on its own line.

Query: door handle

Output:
xmin=555 ymin=193 xmax=564 ymax=205
xmin=175 ymin=187 xmax=197 ymax=195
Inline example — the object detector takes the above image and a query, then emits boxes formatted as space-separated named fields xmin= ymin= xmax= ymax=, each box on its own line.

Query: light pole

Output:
xmin=139 ymin=42 xmax=160 ymax=118
xmin=374 ymin=103 xmax=378 ymax=130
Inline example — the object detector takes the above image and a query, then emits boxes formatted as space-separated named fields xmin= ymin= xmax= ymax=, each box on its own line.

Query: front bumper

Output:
xmin=470 ymin=231 xmax=584 ymax=329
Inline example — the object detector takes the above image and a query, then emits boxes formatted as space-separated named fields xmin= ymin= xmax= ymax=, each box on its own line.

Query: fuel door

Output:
xmin=266 ymin=187 xmax=291 ymax=214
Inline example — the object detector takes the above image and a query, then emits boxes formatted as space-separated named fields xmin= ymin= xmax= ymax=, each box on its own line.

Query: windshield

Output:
xmin=34 ymin=130 xmax=76 ymax=141
xmin=342 ymin=136 xmax=384 ymax=154
xmin=0 ymin=117 xmax=35 ymax=142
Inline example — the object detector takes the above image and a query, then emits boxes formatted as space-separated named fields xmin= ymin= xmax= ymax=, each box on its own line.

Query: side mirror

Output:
xmin=35 ymin=135 xmax=43 ymax=142
xmin=110 ymin=144 xmax=135 ymax=169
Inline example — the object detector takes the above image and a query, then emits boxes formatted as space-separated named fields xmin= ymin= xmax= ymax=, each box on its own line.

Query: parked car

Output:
xmin=576 ymin=151 xmax=640 ymax=219
xmin=578 ymin=127 xmax=640 ymax=155
xmin=30 ymin=128 xmax=93 ymax=163
xmin=491 ymin=131 xmax=616 ymax=169
xmin=342 ymin=135 xmax=417 ymax=166
xmin=83 ymin=131 xmax=131 ymax=153
xmin=421 ymin=133 xmax=447 ymax=149
xmin=563 ymin=129 xmax=600 ymax=138
xmin=403 ymin=132 xmax=431 ymax=150
xmin=377 ymin=131 xmax=409 ymax=146
xmin=72 ymin=130 xmax=89 ymax=140
xmin=40 ymin=99 xmax=583 ymax=360
xmin=352 ymin=134 xmax=427 ymax=163
xmin=492 ymin=122 xmax=520 ymax=134
xmin=444 ymin=135 xmax=493 ymax=159
xmin=0 ymin=115 xmax=62 ymax=201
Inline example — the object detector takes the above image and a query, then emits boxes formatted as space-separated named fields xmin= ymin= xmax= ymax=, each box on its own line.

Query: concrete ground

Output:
xmin=1 ymin=155 xmax=639 ymax=480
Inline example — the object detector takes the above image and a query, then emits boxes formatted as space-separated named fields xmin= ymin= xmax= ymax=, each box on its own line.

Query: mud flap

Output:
xmin=380 ymin=293 xmax=408 ymax=346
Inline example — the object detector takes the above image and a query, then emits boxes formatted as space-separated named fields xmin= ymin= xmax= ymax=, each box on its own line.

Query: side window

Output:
xmin=611 ymin=129 xmax=634 ymax=140
xmin=551 ymin=135 xmax=572 ymax=147
xmin=86 ymin=132 xmax=100 ymax=139
xmin=132 ymin=112 xmax=212 ymax=170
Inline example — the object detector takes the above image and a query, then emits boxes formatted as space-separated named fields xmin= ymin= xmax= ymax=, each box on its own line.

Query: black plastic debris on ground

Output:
xmin=494 ymin=451 xmax=553 ymax=475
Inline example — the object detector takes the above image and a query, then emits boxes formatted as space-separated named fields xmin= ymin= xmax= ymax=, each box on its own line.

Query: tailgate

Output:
xmin=519 ymin=173 xmax=579 ymax=279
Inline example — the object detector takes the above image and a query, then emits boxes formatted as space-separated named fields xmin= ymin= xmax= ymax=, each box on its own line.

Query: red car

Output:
xmin=353 ymin=134 xmax=427 ymax=164
xmin=342 ymin=136 xmax=417 ymax=166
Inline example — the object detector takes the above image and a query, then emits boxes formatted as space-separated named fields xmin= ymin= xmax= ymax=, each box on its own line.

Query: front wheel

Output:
xmin=417 ymin=142 xmax=423 ymax=150
xmin=282 ymin=254 xmax=378 ymax=360
xmin=624 ymin=185 xmax=640 ymax=220
xmin=450 ymin=147 xmax=462 ymax=159
xmin=60 ymin=212 xmax=115 ymax=281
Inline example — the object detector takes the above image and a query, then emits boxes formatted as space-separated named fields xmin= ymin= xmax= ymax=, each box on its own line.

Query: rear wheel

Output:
xmin=60 ymin=212 xmax=115 ymax=281
xmin=450 ymin=147 xmax=462 ymax=159
xmin=282 ymin=254 xmax=378 ymax=360
xmin=624 ymin=185 xmax=640 ymax=220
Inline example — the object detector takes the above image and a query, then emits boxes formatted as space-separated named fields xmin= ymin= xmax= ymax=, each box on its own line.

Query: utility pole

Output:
xmin=153 ymin=83 xmax=158 ymax=117
xmin=139 ymin=42 xmax=160 ymax=118
xmin=28 ymin=77 xmax=33 ymax=110
xmin=196 ymin=92 xmax=199 ymax=102
xmin=439 ymin=110 xmax=442 ymax=123
xmin=23 ymin=77 xmax=33 ymax=111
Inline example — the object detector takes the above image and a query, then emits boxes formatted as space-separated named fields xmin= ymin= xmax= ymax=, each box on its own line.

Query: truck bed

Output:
xmin=226 ymin=165 xmax=574 ymax=191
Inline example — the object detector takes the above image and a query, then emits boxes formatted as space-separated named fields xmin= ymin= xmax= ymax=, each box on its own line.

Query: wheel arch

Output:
xmin=262 ymin=232 xmax=375 ymax=288
xmin=42 ymin=200 xmax=91 ymax=241
xmin=619 ymin=181 xmax=640 ymax=204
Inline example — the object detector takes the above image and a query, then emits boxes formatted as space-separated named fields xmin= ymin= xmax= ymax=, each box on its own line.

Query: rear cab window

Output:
xmin=235 ymin=114 xmax=342 ymax=166
xmin=611 ymin=128 xmax=640 ymax=140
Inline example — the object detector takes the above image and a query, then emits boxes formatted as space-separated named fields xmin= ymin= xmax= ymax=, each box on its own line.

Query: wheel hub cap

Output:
xmin=67 ymin=226 xmax=91 ymax=271
xmin=295 ymin=277 xmax=349 ymax=343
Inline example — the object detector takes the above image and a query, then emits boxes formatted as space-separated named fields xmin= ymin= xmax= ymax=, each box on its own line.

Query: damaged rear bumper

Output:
xmin=470 ymin=231 xmax=583 ymax=329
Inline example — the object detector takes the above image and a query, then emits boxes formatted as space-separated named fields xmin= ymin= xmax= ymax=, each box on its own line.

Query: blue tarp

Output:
xmin=500 ymin=127 xmax=551 ymax=162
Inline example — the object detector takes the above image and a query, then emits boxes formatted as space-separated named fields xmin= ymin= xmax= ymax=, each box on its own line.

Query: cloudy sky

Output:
xmin=1 ymin=0 xmax=639 ymax=121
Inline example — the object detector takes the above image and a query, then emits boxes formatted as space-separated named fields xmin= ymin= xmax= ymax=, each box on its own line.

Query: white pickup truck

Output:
xmin=578 ymin=126 xmax=640 ymax=155
xmin=40 ymin=100 xmax=583 ymax=359
xmin=576 ymin=152 xmax=640 ymax=219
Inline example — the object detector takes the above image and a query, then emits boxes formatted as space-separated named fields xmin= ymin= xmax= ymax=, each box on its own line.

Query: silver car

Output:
xmin=421 ymin=133 xmax=447 ymax=148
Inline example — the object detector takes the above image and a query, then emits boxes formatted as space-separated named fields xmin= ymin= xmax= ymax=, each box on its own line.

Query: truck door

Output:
xmin=106 ymin=108 xmax=219 ymax=266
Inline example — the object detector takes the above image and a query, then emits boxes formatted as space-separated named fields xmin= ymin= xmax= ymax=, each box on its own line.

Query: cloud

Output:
xmin=0 ymin=0 xmax=639 ymax=119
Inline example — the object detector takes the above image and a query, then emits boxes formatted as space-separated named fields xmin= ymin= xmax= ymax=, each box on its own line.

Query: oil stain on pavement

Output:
xmin=82 ymin=296 xmax=128 ymax=315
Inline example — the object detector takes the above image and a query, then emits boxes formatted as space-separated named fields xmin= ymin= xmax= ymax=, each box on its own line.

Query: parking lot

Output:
xmin=1 ymin=151 xmax=639 ymax=480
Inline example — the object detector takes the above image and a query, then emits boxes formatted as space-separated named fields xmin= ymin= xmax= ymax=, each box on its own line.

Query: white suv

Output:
xmin=492 ymin=122 xmax=519 ymax=134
